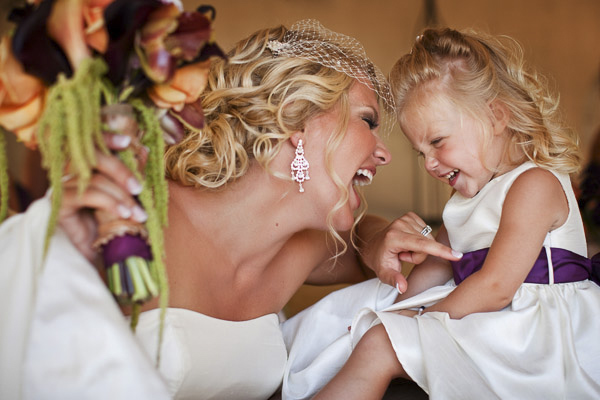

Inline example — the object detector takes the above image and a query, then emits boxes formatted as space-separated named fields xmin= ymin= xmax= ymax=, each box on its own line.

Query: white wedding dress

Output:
xmin=0 ymin=195 xmax=170 ymax=400
xmin=0 ymin=195 xmax=287 ymax=400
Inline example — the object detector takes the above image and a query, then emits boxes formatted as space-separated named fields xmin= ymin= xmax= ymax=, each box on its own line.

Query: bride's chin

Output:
xmin=332 ymin=214 xmax=355 ymax=232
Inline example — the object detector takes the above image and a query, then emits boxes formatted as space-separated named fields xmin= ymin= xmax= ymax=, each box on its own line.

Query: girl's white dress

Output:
xmin=282 ymin=162 xmax=600 ymax=399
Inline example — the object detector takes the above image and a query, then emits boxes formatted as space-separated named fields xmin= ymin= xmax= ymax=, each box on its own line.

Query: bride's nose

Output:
xmin=373 ymin=137 xmax=391 ymax=165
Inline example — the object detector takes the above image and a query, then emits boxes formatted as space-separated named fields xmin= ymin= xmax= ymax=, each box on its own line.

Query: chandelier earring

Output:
xmin=291 ymin=139 xmax=310 ymax=192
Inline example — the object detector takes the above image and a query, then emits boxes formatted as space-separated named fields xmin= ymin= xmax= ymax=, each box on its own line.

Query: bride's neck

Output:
xmin=166 ymin=169 xmax=299 ymax=269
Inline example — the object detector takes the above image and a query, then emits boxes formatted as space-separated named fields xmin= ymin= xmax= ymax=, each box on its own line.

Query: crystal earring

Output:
xmin=291 ymin=139 xmax=310 ymax=192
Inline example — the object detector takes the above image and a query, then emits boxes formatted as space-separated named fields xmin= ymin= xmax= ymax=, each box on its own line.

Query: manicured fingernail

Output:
xmin=452 ymin=250 xmax=463 ymax=258
xmin=132 ymin=205 xmax=148 ymax=223
xmin=127 ymin=177 xmax=143 ymax=195
xmin=117 ymin=204 xmax=132 ymax=219
xmin=396 ymin=282 xmax=403 ymax=295
xmin=113 ymin=134 xmax=131 ymax=148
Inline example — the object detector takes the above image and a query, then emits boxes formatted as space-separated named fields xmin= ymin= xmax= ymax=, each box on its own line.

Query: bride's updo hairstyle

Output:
xmin=165 ymin=19 xmax=394 ymax=189
xmin=165 ymin=20 xmax=394 ymax=255
xmin=390 ymin=27 xmax=580 ymax=174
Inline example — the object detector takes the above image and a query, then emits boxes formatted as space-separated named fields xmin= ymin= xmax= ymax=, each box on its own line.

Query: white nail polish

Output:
xmin=117 ymin=204 xmax=132 ymax=219
xmin=132 ymin=205 xmax=148 ymax=223
xmin=127 ymin=177 xmax=143 ymax=195
xmin=452 ymin=250 xmax=463 ymax=258
xmin=396 ymin=282 xmax=403 ymax=295
xmin=113 ymin=134 xmax=131 ymax=148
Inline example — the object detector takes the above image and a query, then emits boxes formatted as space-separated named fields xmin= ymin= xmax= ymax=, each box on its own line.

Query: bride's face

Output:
xmin=303 ymin=81 xmax=391 ymax=231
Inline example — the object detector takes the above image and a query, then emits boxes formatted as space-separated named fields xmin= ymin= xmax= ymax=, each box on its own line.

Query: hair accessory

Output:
xmin=266 ymin=40 xmax=290 ymax=56
xmin=420 ymin=224 xmax=432 ymax=237
xmin=268 ymin=19 xmax=396 ymax=135
xmin=291 ymin=139 xmax=310 ymax=192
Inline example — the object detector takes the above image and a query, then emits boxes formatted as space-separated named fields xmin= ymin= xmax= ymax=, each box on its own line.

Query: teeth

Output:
xmin=353 ymin=168 xmax=373 ymax=186
xmin=444 ymin=169 xmax=459 ymax=180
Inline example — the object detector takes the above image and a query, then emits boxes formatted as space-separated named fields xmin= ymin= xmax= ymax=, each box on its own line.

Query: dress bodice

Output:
xmin=443 ymin=162 xmax=588 ymax=257
xmin=134 ymin=308 xmax=287 ymax=400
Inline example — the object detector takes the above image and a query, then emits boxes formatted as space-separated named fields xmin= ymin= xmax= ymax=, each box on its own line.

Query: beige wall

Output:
xmin=2 ymin=0 xmax=599 ymax=222
xmin=187 ymin=0 xmax=600 ymax=221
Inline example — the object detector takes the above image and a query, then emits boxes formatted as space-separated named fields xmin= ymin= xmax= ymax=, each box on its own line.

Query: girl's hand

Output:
xmin=362 ymin=212 xmax=462 ymax=292
xmin=58 ymin=134 xmax=147 ymax=263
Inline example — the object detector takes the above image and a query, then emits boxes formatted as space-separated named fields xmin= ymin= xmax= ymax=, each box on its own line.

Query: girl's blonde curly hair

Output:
xmin=391 ymin=27 xmax=581 ymax=174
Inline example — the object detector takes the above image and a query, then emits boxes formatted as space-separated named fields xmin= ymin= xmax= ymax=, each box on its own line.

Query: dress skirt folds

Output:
xmin=282 ymin=162 xmax=600 ymax=399
xmin=0 ymin=196 xmax=171 ymax=400
xmin=282 ymin=277 xmax=600 ymax=400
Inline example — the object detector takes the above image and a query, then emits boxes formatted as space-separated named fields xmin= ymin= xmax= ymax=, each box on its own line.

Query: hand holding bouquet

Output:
xmin=0 ymin=0 xmax=224 ymax=331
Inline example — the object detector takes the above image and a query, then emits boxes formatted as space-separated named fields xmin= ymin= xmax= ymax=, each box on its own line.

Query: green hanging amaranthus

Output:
xmin=35 ymin=57 xmax=169 ymax=331
xmin=0 ymin=0 xmax=224 ymax=365
xmin=36 ymin=57 xmax=107 ymax=255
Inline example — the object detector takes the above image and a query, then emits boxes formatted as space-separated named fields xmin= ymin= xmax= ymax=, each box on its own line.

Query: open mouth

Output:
xmin=353 ymin=168 xmax=373 ymax=186
xmin=444 ymin=169 xmax=459 ymax=185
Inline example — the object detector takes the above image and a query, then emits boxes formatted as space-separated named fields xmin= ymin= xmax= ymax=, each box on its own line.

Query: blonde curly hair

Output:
xmin=390 ymin=27 xmax=581 ymax=174
xmin=165 ymin=23 xmax=375 ymax=256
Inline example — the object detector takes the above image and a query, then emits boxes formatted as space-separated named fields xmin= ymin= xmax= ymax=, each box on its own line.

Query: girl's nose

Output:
xmin=424 ymin=154 xmax=439 ymax=171
xmin=373 ymin=138 xmax=391 ymax=166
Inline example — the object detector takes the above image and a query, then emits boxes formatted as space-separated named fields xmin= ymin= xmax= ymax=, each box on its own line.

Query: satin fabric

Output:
xmin=452 ymin=247 xmax=599 ymax=285
xmin=0 ymin=196 xmax=170 ymax=400
xmin=282 ymin=163 xmax=600 ymax=399
xmin=134 ymin=308 xmax=287 ymax=400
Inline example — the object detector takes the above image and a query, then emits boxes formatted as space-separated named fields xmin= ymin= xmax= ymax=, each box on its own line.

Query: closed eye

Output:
xmin=362 ymin=116 xmax=380 ymax=130
xmin=430 ymin=137 xmax=444 ymax=147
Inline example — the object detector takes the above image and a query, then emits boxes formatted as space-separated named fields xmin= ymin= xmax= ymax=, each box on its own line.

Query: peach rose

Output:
xmin=147 ymin=59 xmax=210 ymax=112
xmin=83 ymin=0 xmax=115 ymax=53
xmin=0 ymin=36 xmax=46 ymax=149
xmin=46 ymin=0 xmax=114 ymax=70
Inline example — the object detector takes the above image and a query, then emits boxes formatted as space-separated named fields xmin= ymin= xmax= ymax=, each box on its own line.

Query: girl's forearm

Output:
xmin=397 ymin=258 xmax=453 ymax=301
xmin=423 ymin=270 xmax=515 ymax=319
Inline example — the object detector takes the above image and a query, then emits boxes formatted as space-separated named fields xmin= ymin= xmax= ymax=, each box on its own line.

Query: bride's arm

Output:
xmin=395 ymin=224 xmax=453 ymax=301
xmin=305 ymin=213 xmax=460 ymax=288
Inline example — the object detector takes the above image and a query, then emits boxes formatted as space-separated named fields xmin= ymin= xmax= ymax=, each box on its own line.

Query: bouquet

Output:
xmin=0 ymin=0 xmax=224 ymax=331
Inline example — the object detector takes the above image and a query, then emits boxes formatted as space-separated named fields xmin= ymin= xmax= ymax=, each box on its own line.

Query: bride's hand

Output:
xmin=58 ymin=134 xmax=147 ymax=263
xmin=363 ymin=212 xmax=461 ymax=292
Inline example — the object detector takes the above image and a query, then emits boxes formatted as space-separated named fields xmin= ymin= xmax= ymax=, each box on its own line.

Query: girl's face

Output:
xmin=400 ymin=92 xmax=508 ymax=198
xmin=303 ymin=81 xmax=391 ymax=231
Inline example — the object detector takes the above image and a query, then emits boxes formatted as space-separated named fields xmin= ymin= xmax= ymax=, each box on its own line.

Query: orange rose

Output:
xmin=46 ymin=0 xmax=114 ymax=70
xmin=147 ymin=60 xmax=210 ymax=112
xmin=83 ymin=0 xmax=115 ymax=53
xmin=0 ymin=36 xmax=46 ymax=149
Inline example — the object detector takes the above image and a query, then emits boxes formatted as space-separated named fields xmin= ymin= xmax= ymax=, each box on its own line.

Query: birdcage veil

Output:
xmin=266 ymin=19 xmax=396 ymax=135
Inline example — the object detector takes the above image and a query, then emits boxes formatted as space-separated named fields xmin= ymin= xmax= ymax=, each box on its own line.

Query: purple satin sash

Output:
xmin=451 ymin=247 xmax=600 ymax=286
